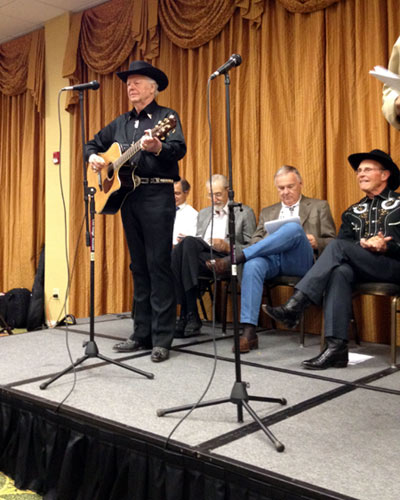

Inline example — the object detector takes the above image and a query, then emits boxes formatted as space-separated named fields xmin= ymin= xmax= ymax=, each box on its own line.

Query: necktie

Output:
xmin=289 ymin=206 xmax=294 ymax=216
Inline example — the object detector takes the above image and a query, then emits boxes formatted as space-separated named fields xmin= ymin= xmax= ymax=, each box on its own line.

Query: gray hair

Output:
xmin=206 ymin=174 xmax=229 ymax=189
xmin=147 ymin=77 xmax=159 ymax=98
xmin=274 ymin=165 xmax=302 ymax=183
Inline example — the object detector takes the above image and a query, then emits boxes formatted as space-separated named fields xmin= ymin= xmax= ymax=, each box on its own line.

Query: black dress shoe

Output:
xmin=262 ymin=290 xmax=312 ymax=329
xmin=151 ymin=346 xmax=169 ymax=362
xmin=113 ymin=339 xmax=151 ymax=353
xmin=174 ymin=316 xmax=187 ymax=338
xmin=302 ymin=338 xmax=348 ymax=370
xmin=184 ymin=312 xmax=202 ymax=336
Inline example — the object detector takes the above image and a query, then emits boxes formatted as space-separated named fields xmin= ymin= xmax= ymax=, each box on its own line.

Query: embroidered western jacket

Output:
xmin=338 ymin=187 xmax=400 ymax=260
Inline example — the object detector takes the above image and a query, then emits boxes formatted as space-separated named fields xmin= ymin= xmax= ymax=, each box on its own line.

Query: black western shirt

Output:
xmin=85 ymin=100 xmax=186 ymax=180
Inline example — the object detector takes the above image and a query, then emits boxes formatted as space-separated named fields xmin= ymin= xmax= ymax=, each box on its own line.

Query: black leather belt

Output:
xmin=139 ymin=177 xmax=174 ymax=185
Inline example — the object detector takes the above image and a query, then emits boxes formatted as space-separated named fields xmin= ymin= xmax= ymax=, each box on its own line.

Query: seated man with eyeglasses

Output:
xmin=264 ymin=149 xmax=400 ymax=370
xmin=171 ymin=174 xmax=256 ymax=337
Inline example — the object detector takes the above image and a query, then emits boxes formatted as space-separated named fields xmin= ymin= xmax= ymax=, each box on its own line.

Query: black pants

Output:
xmin=171 ymin=236 xmax=226 ymax=309
xmin=296 ymin=239 xmax=400 ymax=340
xmin=121 ymin=184 xmax=176 ymax=349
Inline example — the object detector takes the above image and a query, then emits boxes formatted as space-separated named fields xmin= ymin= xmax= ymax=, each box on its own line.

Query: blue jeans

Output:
xmin=240 ymin=222 xmax=314 ymax=325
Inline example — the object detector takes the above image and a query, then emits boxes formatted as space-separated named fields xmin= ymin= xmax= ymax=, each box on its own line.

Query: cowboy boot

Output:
xmin=302 ymin=337 xmax=348 ymax=370
xmin=262 ymin=290 xmax=312 ymax=329
xmin=233 ymin=324 xmax=258 ymax=353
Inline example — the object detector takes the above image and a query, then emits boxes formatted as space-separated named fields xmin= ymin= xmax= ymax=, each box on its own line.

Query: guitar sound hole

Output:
xmin=107 ymin=165 xmax=114 ymax=179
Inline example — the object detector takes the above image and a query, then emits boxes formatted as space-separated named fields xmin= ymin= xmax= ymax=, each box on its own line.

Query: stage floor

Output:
xmin=1 ymin=315 xmax=399 ymax=500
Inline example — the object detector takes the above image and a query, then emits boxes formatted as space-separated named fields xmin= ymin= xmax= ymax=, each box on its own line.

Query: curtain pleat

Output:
xmin=0 ymin=30 xmax=45 ymax=292
xmin=158 ymin=0 xmax=236 ymax=49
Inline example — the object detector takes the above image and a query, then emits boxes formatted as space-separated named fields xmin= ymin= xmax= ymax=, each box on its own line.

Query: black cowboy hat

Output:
xmin=116 ymin=61 xmax=168 ymax=91
xmin=348 ymin=148 xmax=400 ymax=190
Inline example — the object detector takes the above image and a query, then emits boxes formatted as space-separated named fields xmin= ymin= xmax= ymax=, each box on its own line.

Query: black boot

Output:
xmin=302 ymin=337 xmax=348 ymax=370
xmin=262 ymin=290 xmax=312 ymax=329
xmin=174 ymin=315 xmax=187 ymax=338
xmin=184 ymin=312 xmax=202 ymax=336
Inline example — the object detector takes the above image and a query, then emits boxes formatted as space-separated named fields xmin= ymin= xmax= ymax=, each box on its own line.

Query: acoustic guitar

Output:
xmin=87 ymin=115 xmax=176 ymax=214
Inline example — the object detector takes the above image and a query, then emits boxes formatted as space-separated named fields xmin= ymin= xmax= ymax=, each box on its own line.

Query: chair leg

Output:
xmin=350 ymin=302 xmax=360 ymax=345
xmin=198 ymin=292 xmax=208 ymax=321
xmin=299 ymin=313 xmax=305 ymax=347
xmin=263 ymin=286 xmax=277 ymax=330
xmin=390 ymin=296 xmax=398 ymax=367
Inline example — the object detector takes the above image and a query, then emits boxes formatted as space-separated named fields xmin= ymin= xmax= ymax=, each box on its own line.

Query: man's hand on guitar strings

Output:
xmin=89 ymin=154 xmax=105 ymax=172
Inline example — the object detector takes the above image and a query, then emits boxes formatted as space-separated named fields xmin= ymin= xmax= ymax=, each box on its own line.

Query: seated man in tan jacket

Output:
xmin=208 ymin=165 xmax=336 ymax=352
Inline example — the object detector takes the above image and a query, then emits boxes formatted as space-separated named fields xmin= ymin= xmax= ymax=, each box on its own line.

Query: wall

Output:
xmin=44 ymin=14 xmax=72 ymax=325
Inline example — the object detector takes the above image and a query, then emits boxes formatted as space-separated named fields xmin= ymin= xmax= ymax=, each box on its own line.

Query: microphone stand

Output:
xmin=40 ymin=89 xmax=154 ymax=390
xmin=157 ymin=73 xmax=286 ymax=451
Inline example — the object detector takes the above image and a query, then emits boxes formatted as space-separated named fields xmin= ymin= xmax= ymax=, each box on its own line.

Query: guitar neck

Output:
xmin=108 ymin=115 xmax=176 ymax=171
xmin=113 ymin=140 xmax=141 ymax=170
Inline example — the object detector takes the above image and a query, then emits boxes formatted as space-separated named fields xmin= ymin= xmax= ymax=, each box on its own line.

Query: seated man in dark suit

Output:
xmin=208 ymin=165 xmax=336 ymax=352
xmin=264 ymin=150 xmax=400 ymax=369
xmin=172 ymin=174 xmax=256 ymax=337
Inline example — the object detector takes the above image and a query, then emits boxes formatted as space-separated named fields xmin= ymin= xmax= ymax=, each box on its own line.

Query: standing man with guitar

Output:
xmin=86 ymin=61 xmax=186 ymax=362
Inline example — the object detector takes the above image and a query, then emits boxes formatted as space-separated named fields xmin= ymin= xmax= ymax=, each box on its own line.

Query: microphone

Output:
xmin=61 ymin=80 xmax=100 ymax=91
xmin=210 ymin=54 xmax=242 ymax=80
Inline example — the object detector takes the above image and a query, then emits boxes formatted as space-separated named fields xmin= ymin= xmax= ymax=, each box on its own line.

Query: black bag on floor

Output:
xmin=4 ymin=288 xmax=31 ymax=328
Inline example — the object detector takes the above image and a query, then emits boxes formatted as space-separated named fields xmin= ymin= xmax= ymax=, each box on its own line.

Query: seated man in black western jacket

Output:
xmin=264 ymin=149 xmax=400 ymax=370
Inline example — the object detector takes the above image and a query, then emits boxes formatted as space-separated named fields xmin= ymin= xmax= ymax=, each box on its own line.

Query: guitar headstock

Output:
xmin=152 ymin=115 xmax=177 ymax=141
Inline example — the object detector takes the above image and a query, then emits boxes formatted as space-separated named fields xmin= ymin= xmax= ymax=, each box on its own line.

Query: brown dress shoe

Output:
xmin=232 ymin=324 xmax=258 ymax=353
xmin=206 ymin=257 xmax=230 ymax=275
xmin=235 ymin=335 xmax=258 ymax=353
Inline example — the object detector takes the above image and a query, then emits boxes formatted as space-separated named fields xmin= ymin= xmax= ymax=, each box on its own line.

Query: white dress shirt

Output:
xmin=173 ymin=203 xmax=198 ymax=245
xmin=279 ymin=196 xmax=302 ymax=219
xmin=203 ymin=204 xmax=229 ymax=244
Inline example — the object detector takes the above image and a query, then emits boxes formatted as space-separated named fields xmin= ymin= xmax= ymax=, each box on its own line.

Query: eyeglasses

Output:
xmin=356 ymin=167 xmax=384 ymax=175
xmin=207 ymin=191 xmax=226 ymax=198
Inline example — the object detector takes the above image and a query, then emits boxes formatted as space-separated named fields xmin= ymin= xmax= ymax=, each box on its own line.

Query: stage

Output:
xmin=1 ymin=314 xmax=399 ymax=500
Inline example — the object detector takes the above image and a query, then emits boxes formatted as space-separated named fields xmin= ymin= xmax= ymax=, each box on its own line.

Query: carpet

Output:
xmin=0 ymin=471 xmax=42 ymax=499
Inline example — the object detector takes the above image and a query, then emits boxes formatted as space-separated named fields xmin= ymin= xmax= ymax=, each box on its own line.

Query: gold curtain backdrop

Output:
xmin=59 ymin=0 xmax=400 ymax=345
xmin=1 ymin=0 xmax=399 ymax=343
xmin=0 ymin=30 xmax=45 ymax=292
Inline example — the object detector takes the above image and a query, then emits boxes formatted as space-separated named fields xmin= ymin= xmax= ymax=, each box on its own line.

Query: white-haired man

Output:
xmin=172 ymin=174 xmax=256 ymax=337
xmin=86 ymin=61 xmax=186 ymax=363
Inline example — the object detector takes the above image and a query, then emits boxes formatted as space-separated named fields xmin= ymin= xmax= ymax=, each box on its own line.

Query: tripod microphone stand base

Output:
xmin=157 ymin=381 xmax=286 ymax=452
xmin=40 ymin=339 xmax=154 ymax=390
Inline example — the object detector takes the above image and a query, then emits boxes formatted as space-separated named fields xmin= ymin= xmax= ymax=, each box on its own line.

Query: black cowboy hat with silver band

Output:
xmin=348 ymin=148 xmax=400 ymax=190
xmin=116 ymin=61 xmax=168 ymax=91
